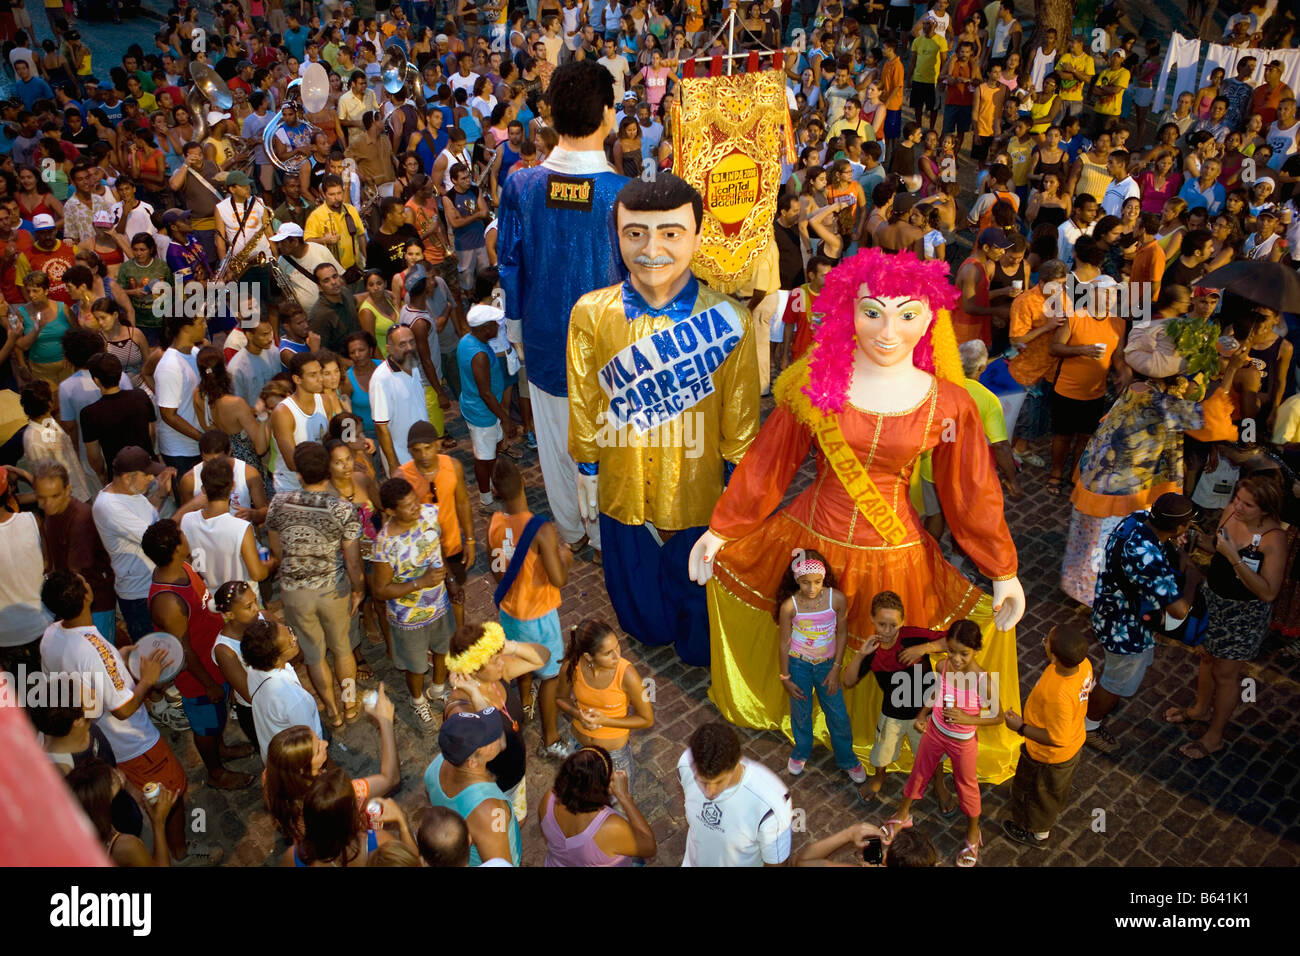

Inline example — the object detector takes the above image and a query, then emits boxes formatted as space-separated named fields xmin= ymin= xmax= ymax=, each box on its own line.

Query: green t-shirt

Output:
xmin=20 ymin=303 xmax=70 ymax=365
xmin=911 ymin=35 xmax=947 ymax=85
xmin=117 ymin=258 xmax=172 ymax=328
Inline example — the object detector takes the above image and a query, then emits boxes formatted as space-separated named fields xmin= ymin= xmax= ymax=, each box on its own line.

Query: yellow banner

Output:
xmin=672 ymin=70 xmax=790 ymax=288
xmin=810 ymin=412 xmax=910 ymax=546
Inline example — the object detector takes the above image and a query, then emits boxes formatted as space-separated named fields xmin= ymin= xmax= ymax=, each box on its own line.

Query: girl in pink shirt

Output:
xmin=879 ymin=620 xmax=1003 ymax=867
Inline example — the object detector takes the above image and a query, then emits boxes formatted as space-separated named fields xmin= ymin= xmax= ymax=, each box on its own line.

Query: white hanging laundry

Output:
xmin=1030 ymin=49 xmax=1057 ymax=93
xmin=1153 ymin=33 xmax=1202 ymax=112
xmin=1200 ymin=42 xmax=1236 ymax=87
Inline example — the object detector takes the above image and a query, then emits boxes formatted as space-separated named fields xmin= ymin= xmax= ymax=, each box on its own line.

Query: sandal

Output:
xmin=879 ymin=817 xmax=913 ymax=845
xmin=956 ymin=835 xmax=982 ymax=868
xmin=343 ymin=701 xmax=363 ymax=723
xmin=567 ymin=534 xmax=589 ymax=555
xmin=1045 ymin=474 xmax=1065 ymax=493
xmin=1179 ymin=739 xmax=1223 ymax=760
xmin=326 ymin=710 xmax=344 ymax=729
xmin=939 ymin=791 xmax=958 ymax=817
xmin=355 ymin=660 xmax=375 ymax=682
xmin=1163 ymin=705 xmax=1208 ymax=725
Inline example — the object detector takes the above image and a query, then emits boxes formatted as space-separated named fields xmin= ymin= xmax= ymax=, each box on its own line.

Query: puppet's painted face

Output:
xmin=853 ymin=291 xmax=934 ymax=369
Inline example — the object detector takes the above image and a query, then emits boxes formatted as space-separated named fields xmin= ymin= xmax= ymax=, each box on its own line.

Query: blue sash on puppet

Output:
xmin=595 ymin=278 xmax=741 ymax=667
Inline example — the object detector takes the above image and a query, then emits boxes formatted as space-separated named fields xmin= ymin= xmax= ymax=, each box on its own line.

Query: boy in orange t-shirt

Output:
xmin=488 ymin=458 xmax=573 ymax=757
xmin=1003 ymin=623 xmax=1094 ymax=849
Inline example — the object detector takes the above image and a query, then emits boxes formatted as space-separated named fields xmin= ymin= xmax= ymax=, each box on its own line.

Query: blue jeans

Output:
xmin=788 ymin=657 xmax=858 ymax=770
xmin=92 ymin=610 xmax=118 ymax=645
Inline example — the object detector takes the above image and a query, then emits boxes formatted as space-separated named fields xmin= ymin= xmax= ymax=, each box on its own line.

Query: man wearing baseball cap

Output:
xmin=1087 ymin=492 xmax=1200 ymax=754
xmin=950 ymin=227 xmax=1013 ymax=347
xmin=424 ymin=708 xmax=520 ymax=866
xmin=20 ymin=213 xmax=76 ymax=304
xmin=214 ymin=169 xmax=273 ymax=309
xmin=271 ymin=221 xmax=342 ymax=312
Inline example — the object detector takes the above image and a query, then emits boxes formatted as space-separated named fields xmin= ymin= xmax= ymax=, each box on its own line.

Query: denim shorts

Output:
xmin=181 ymin=684 xmax=231 ymax=737
xmin=1098 ymin=645 xmax=1155 ymax=697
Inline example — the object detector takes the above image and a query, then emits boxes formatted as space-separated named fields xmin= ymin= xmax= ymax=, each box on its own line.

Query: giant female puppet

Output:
xmin=689 ymin=249 xmax=1028 ymax=782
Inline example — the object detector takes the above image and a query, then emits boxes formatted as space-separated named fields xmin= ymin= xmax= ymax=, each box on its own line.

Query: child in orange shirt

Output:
xmin=488 ymin=458 xmax=573 ymax=758
xmin=1002 ymin=623 xmax=1094 ymax=850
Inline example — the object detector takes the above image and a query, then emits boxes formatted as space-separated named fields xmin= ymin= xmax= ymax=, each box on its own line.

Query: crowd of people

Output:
xmin=1 ymin=0 xmax=1298 ymax=868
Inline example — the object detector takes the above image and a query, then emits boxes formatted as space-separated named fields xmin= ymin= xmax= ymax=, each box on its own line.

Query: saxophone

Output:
xmin=215 ymin=205 xmax=275 ymax=284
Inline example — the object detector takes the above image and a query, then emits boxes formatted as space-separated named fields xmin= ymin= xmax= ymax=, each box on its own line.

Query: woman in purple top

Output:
xmin=538 ymin=747 xmax=657 ymax=867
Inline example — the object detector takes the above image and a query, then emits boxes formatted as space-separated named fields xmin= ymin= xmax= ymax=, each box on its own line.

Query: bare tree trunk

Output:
xmin=1026 ymin=0 xmax=1078 ymax=56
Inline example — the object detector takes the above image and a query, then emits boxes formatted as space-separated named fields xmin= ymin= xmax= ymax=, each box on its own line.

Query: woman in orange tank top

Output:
xmin=555 ymin=621 xmax=654 ymax=788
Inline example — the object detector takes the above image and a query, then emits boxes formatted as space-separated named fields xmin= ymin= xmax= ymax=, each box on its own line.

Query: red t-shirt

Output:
xmin=148 ymin=564 xmax=226 ymax=698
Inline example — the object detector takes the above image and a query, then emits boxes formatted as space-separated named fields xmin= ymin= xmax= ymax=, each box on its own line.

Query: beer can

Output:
xmin=366 ymin=799 xmax=384 ymax=830
xmin=143 ymin=782 xmax=161 ymax=805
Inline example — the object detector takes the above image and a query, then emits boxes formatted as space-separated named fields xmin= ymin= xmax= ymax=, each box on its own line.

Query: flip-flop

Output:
xmin=939 ymin=792 xmax=958 ymax=817
xmin=1163 ymin=706 xmax=1208 ymax=724
xmin=355 ymin=660 xmax=375 ymax=682
xmin=1179 ymin=740 xmax=1222 ymax=760
xmin=567 ymin=534 xmax=589 ymax=555
xmin=879 ymin=817 xmax=913 ymax=845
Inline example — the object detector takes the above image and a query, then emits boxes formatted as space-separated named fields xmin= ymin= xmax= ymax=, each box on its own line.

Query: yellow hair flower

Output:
xmin=445 ymin=622 xmax=506 ymax=674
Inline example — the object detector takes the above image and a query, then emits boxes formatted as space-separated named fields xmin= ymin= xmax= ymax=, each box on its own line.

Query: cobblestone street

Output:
xmin=165 ymin=398 xmax=1300 ymax=868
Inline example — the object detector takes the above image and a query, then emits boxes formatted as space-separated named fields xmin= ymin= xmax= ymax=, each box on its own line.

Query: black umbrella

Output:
xmin=1199 ymin=260 xmax=1300 ymax=313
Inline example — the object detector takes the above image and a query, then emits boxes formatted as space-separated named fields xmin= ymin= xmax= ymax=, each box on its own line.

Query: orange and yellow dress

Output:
xmin=705 ymin=355 xmax=1024 ymax=782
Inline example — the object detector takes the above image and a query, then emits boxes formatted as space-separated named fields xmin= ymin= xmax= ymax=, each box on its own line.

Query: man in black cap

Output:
xmin=1086 ymin=492 xmax=1201 ymax=754
xmin=424 ymin=708 xmax=520 ymax=866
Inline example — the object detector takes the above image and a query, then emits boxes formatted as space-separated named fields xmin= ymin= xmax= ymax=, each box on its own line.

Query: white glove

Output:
xmin=577 ymin=473 xmax=600 ymax=523
xmin=991 ymin=577 xmax=1026 ymax=632
xmin=688 ymin=530 xmax=726 ymax=585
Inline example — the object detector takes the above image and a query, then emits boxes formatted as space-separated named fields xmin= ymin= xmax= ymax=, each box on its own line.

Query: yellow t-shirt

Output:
xmin=918 ymin=378 xmax=1007 ymax=482
xmin=303 ymin=204 xmax=366 ymax=269
xmin=1056 ymin=52 xmax=1094 ymax=103
xmin=1096 ymin=67 xmax=1129 ymax=116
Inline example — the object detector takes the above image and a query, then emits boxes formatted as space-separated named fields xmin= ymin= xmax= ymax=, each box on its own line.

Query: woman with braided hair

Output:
xmin=690 ymin=249 xmax=1025 ymax=784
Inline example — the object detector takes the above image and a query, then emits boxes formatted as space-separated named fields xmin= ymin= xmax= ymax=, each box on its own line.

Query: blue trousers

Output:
xmin=789 ymin=656 xmax=859 ymax=769
xmin=92 ymin=610 xmax=118 ymax=646
xmin=118 ymin=597 xmax=152 ymax=642
xmin=597 ymin=514 xmax=710 ymax=667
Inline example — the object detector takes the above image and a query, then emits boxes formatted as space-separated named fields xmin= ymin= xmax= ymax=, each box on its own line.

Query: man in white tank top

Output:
xmin=178 ymin=457 xmax=275 ymax=593
xmin=270 ymin=352 xmax=330 ymax=494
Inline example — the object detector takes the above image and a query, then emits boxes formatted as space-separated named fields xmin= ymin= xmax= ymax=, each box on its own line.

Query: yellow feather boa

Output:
xmin=445 ymin=622 xmax=506 ymax=674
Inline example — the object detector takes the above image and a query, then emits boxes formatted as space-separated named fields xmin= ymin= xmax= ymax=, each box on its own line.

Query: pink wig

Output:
xmin=804 ymin=248 xmax=960 ymax=413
